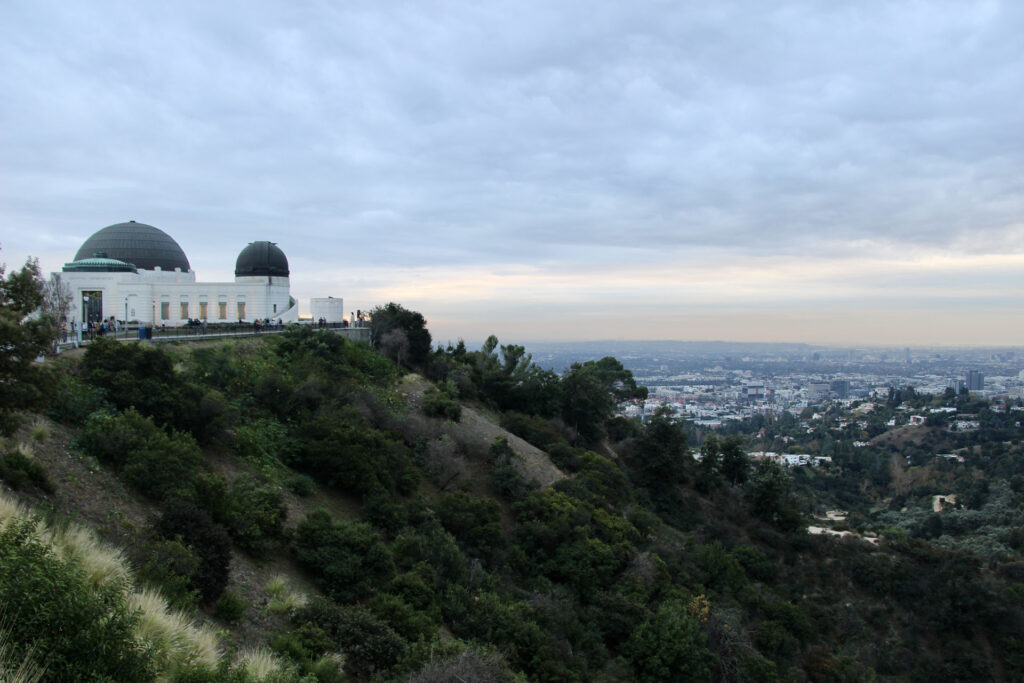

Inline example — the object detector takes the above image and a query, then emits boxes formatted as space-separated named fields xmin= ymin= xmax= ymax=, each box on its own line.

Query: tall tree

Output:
xmin=0 ymin=256 xmax=56 ymax=433
xmin=369 ymin=303 xmax=431 ymax=367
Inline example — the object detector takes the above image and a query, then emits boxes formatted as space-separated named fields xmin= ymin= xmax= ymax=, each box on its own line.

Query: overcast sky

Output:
xmin=2 ymin=0 xmax=1022 ymax=346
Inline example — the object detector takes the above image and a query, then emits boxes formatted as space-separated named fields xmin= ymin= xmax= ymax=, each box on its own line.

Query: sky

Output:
xmin=2 ymin=0 xmax=1023 ymax=347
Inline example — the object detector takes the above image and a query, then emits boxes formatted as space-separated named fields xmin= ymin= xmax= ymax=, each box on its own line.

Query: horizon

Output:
xmin=3 ymin=1 xmax=1022 ymax=347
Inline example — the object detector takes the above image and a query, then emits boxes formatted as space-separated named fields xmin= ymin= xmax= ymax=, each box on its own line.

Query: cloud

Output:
xmin=1 ymin=0 xmax=1022 ymax=344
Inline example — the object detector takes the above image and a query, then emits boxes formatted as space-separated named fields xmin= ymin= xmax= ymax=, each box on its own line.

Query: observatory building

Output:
xmin=59 ymin=221 xmax=298 ymax=326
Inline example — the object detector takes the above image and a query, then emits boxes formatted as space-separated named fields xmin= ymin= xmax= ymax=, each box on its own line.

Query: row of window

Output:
xmin=160 ymin=301 xmax=246 ymax=321
xmin=158 ymin=300 xmax=280 ymax=321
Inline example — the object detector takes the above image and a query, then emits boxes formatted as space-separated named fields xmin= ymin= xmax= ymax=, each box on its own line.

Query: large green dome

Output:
xmin=74 ymin=221 xmax=190 ymax=272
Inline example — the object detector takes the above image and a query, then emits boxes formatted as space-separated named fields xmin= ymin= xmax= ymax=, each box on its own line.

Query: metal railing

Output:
xmin=67 ymin=321 xmax=368 ymax=345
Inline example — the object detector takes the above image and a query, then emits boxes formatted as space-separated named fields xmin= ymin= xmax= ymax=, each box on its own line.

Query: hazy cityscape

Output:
xmin=526 ymin=340 xmax=1024 ymax=424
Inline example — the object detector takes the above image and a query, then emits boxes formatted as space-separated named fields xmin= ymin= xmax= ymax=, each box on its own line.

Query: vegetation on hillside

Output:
xmin=1 ymin=276 xmax=1023 ymax=680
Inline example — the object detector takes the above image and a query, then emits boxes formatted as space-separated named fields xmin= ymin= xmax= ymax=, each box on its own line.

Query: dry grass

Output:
xmin=264 ymin=574 xmax=307 ymax=614
xmin=233 ymin=647 xmax=293 ymax=681
xmin=28 ymin=420 xmax=50 ymax=444
xmin=47 ymin=525 xmax=131 ymax=589
xmin=130 ymin=588 xmax=220 ymax=674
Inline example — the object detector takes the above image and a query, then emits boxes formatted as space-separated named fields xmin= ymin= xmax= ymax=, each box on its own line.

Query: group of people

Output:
xmin=56 ymin=316 xmax=119 ymax=348
xmin=253 ymin=318 xmax=284 ymax=332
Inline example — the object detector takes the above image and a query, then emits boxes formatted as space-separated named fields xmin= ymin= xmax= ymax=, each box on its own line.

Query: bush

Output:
xmin=45 ymin=371 xmax=114 ymax=425
xmin=76 ymin=409 xmax=205 ymax=501
xmin=0 ymin=447 xmax=55 ymax=493
xmin=294 ymin=510 xmax=395 ymax=603
xmin=284 ymin=473 xmax=316 ymax=497
xmin=422 ymin=388 xmax=462 ymax=422
xmin=153 ymin=502 xmax=232 ymax=604
xmin=214 ymin=590 xmax=248 ymax=624
xmin=223 ymin=475 xmax=287 ymax=557
xmin=294 ymin=598 xmax=408 ymax=679
xmin=0 ymin=517 xmax=156 ymax=681
xmin=434 ymin=491 xmax=503 ymax=559
xmin=132 ymin=536 xmax=201 ymax=610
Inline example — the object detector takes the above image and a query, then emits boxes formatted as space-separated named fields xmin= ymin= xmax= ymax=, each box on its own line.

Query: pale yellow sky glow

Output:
xmin=294 ymin=250 xmax=1024 ymax=345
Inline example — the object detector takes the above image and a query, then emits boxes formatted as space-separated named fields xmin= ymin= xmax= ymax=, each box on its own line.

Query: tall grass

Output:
xmin=233 ymin=647 xmax=295 ymax=682
xmin=0 ymin=629 xmax=44 ymax=683
xmin=0 ymin=491 xmax=225 ymax=679
xmin=130 ymin=588 xmax=220 ymax=674
xmin=264 ymin=573 xmax=308 ymax=614
xmin=28 ymin=420 xmax=49 ymax=444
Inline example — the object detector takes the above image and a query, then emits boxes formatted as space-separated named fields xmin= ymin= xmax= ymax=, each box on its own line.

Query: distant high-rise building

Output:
xmin=905 ymin=347 xmax=911 ymax=364
xmin=830 ymin=380 xmax=851 ymax=399
xmin=966 ymin=370 xmax=984 ymax=391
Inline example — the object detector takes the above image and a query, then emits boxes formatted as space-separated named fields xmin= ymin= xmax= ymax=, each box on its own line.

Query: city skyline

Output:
xmin=2 ymin=1 xmax=1022 ymax=346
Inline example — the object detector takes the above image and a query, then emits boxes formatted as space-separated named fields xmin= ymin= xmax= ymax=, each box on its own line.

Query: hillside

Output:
xmin=1 ymin=318 xmax=1023 ymax=681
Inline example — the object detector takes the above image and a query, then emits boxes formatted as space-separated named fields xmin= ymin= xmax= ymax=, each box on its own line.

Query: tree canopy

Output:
xmin=0 ymin=256 xmax=56 ymax=432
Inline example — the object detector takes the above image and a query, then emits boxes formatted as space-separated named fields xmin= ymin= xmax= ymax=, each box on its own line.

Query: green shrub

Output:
xmin=45 ymin=372 xmax=114 ymax=425
xmin=0 ymin=517 xmax=157 ymax=681
xmin=293 ymin=598 xmax=407 ymax=679
xmin=224 ymin=475 xmax=287 ymax=557
xmin=434 ymin=491 xmax=503 ymax=559
xmin=369 ymin=592 xmax=437 ymax=642
xmin=422 ymin=388 xmax=462 ymax=422
xmin=133 ymin=536 xmax=202 ymax=610
xmin=76 ymin=409 xmax=204 ymax=501
xmin=153 ymin=502 xmax=232 ymax=604
xmin=284 ymin=473 xmax=316 ymax=497
xmin=294 ymin=510 xmax=395 ymax=603
xmin=214 ymin=590 xmax=248 ymax=624
xmin=0 ymin=447 xmax=55 ymax=493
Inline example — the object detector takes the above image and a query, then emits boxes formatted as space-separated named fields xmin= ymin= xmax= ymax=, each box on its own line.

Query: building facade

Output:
xmin=58 ymin=221 xmax=296 ymax=326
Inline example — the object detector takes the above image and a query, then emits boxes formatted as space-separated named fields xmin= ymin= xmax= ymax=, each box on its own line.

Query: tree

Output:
xmin=0 ymin=256 xmax=56 ymax=433
xmin=719 ymin=436 xmax=750 ymax=485
xmin=746 ymin=460 xmax=803 ymax=531
xmin=370 ymin=303 xmax=432 ymax=366
xmin=623 ymin=599 xmax=714 ymax=681
xmin=631 ymin=405 xmax=691 ymax=488
xmin=41 ymin=272 xmax=72 ymax=325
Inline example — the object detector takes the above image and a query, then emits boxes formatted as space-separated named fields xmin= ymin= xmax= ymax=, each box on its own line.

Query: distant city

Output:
xmin=523 ymin=341 xmax=1024 ymax=425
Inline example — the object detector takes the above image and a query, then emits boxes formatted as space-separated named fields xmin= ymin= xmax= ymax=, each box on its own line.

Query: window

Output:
xmin=218 ymin=302 xmax=227 ymax=320
xmin=180 ymin=302 xmax=189 ymax=320
xmin=160 ymin=302 xmax=170 ymax=320
xmin=199 ymin=301 xmax=208 ymax=320
xmin=237 ymin=301 xmax=246 ymax=320
xmin=273 ymin=303 xmax=277 ymax=314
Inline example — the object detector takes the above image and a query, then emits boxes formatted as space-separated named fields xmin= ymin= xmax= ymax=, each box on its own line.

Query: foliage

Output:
xmin=746 ymin=460 xmax=803 ymax=531
xmin=294 ymin=510 xmax=395 ymax=603
xmin=293 ymin=598 xmax=407 ymax=679
xmin=0 ymin=517 xmax=156 ymax=681
xmin=80 ymin=338 xmax=204 ymax=436
xmin=153 ymin=502 xmax=233 ymax=604
xmin=622 ymin=598 xmax=714 ymax=682
xmin=76 ymin=408 xmax=205 ymax=501
xmin=0 ymin=257 xmax=56 ymax=433
xmin=223 ymin=475 xmax=288 ymax=557
xmin=422 ymin=387 xmax=462 ymax=421
xmin=370 ymin=302 xmax=432 ymax=367
xmin=0 ymin=447 xmax=55 ymax=493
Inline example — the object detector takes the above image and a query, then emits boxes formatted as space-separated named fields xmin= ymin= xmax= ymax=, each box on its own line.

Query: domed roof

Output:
xmin=235 ymin=241 xmax=289 ymax=277
xmin=75 ymin=221 xmax=190 ymax=271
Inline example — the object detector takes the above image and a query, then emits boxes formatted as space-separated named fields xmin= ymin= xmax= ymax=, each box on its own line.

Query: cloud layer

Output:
xmin=2 ymin=0 xmax=1022 ymax=344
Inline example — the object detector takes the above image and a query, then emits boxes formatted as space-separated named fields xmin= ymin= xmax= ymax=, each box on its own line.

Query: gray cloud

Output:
xmin=2 ymin=0 xmax=1022 ymax=283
